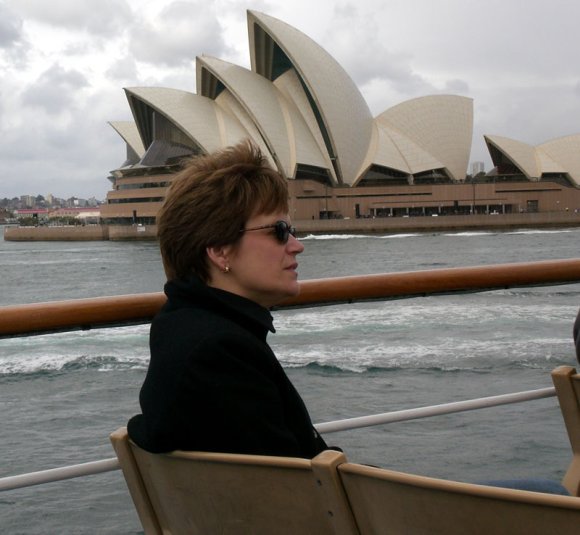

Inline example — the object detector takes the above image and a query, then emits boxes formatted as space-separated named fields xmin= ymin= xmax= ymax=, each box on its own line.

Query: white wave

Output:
xmin=274 ymin=334 xmax=572 ymax=372
xmin=301 ymin=234 xmax=368 ymax=240
xmin=0 ymin=352 xmax=149 ymax=375
xmin=300 ymin=233 xmax=421 ymax=241
xmin=0 ymin=324 xmax=149 ymax=352
xmin=270 ymin=296 xmax=576 ymax=372
xmin=443 ymin=231 xmax=495 ymax=237
xmin=273 ymin=300 xmax=578 ymax=338
xmin=0 ymin=325 xmax=150 ymax=375
xmin=1 ymin=327 xmax=569 ymax=376
xmin=507 ymin=229 xmax=576 ymax=235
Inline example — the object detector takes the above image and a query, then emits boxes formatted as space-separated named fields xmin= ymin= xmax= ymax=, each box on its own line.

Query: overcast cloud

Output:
xmin=1 ymin=0 xmax=579 ymax=199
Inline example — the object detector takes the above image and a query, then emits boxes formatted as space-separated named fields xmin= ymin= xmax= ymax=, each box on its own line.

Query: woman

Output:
xmin=128 ymin=140 xmax=329 ymax=458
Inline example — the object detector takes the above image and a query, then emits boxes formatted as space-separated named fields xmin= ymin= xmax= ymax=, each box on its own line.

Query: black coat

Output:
xmin=128 ymin=276 xmax=329 ymax=458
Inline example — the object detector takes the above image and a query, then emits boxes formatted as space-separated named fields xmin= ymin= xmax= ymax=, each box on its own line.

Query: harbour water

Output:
xmin=1 ymin=226 xmax=579 ymax=534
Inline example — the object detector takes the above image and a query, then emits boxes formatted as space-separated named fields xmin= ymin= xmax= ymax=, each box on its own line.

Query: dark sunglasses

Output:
xmin=240 ymin=220 xmax=297 ymax=244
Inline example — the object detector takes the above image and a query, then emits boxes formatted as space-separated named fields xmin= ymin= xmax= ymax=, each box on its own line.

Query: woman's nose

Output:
xmin=288 ymin=234 xmax=304 ymax=254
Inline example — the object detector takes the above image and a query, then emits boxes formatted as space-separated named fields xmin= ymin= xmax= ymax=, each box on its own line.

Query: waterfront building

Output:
xmin=49 ymin=207 xmax=100 ymax=222
xmin=14 ymin=208 xmax=49 ymax=222
xmin=101 ymin=10 xmax=580 ymax=226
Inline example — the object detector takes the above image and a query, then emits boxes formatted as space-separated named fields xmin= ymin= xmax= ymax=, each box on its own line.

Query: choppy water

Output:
xmin=1 ymin=226 xmax=579 ymax=534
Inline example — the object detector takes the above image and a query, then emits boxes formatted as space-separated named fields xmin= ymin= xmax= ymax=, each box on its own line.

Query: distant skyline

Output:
xmin=1 ymin=0 xmax=580 ymax=199
xmin=1 ymin=193 xmax=102 ymax=203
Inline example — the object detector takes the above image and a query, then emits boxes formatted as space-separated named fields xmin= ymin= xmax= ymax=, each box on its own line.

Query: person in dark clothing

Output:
xmin=574 ymin=309 xmax=580 ymax=364
xmin=128 ymin=140 xmax=329 ymax=458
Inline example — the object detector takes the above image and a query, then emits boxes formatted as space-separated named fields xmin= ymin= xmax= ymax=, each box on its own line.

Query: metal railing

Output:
xmin=0 ymin=386 xmax=557 ymax=492
xmin=2 ymin=258 xmax=580 ymax=338
xmin=1 ymin=258 xmax=578 ymax=493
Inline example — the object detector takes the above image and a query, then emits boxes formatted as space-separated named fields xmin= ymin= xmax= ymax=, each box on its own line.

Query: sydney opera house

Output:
xmin=100 ymin=10 xmax=580 ymax=227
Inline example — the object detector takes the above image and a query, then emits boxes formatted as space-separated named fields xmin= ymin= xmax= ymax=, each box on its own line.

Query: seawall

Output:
xmin=3 ymin=224 xmax=157 ymax=241
xmin=3 ymin=225 xmax=110 ymax=241
xmin=3 ymin=211 xmax=580 ymax=241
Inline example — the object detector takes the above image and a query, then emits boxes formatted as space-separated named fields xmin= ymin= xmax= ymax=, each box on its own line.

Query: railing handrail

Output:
xmin=0 ymin=458 xmax=120 ymax=493
xmin=0 ymin=386 xmax=556 ymax=493
xmin=2 ymin=258 xmax=580 ymax=338
xmin=315 ymin=386 xmax=556 ymax=433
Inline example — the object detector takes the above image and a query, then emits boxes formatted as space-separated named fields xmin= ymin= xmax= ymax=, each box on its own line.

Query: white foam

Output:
xmin=300 ymin=233 xmax=421 ymax=241
xmin=0 ymin=325 xmax=150 ymax=375
xmin=443 ymin=231 xmax=495 ymax=237
xmin=507 ymin=229 xmax=576 ymax=235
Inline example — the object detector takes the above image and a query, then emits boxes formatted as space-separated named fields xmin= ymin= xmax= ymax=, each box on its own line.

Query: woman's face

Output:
xmin=221 ymin=211 xmax=305 ymax=308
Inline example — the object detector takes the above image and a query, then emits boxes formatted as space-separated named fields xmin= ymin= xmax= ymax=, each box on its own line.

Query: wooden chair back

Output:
xmin=552 ymin=365 xmax=580 ymax=496
xmin=338 ymin=462 xmax=580 ymax=535
xmin=110 ymin=427 xmax=359 ymax=535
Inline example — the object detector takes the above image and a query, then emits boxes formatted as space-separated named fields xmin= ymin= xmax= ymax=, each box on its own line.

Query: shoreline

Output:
xmin=3 ymin=211 xmax=580 ymax=241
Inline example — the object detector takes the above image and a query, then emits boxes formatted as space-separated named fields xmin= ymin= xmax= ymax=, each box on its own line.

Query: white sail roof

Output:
xmin=247 ymin=10 xmax=374 ymax=185
xmin=196 ymin=56 xmax=331 ymax=178
xmin=124 ymin=87 xmax=249 ymax=154
xmin=376 ymin=95 xmax=473 ymax=181
xmin=484 ymin=135 xmax=540 ymax=179
xmin=538 ymin=134 xmax=580 ymax=186
xmin=108 ymin=121 xmax=145 ymax=158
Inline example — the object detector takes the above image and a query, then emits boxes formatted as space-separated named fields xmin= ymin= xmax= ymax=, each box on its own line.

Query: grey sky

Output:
xmin=1 ymin=0 xmax=579 ymax=199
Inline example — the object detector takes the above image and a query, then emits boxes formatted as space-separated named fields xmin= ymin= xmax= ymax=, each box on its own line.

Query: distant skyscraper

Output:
xmin=20 ymin=195 xmax=34 ymax=207
xmin=471 ymin=161 xmax=485 ymax=175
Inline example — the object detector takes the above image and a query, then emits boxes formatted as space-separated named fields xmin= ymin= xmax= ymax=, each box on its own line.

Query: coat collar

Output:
xmin=164 ymin=275 xmax=276 ymax=334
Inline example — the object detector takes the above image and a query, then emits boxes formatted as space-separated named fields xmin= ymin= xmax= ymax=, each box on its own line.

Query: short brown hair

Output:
xmin=157 ymin=140 xmax=289 ymax=282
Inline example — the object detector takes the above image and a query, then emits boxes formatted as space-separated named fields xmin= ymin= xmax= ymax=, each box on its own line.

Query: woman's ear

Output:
xmin=206 ymin=245 xmax=232 ymax=273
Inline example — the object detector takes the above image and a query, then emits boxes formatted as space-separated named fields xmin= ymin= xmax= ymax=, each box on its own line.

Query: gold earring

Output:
xmin=223 ymin=265 xmax=230 ymax=273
